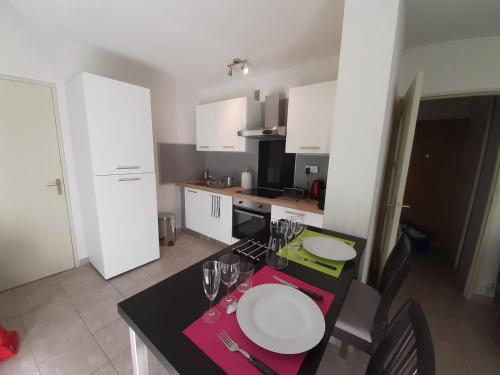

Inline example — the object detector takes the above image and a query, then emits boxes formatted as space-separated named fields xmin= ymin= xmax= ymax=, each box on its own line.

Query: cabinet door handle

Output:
xmin=285 ymin=210 xmax=306 ymax=217
xmin=117 ymin=165 xmax=140 ymax=169
xmin=118 ymin=177 xmax=142 ymax=182
xmin=222 ymin=145 xmax=235 ymax=149
xmin=187 ymin=189 xmax=198 ymax=193
xmin=299 ymin=146 xmax=320 ymax=150
xmin=198 ymin=145 xmax=210 ymax=149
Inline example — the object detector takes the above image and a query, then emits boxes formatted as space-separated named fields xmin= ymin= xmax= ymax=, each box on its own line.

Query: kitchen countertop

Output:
xmin=176 ymin=181 xmax=324 ymax=215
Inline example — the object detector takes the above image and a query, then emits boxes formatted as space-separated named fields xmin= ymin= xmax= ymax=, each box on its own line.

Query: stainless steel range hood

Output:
xmin=237 ymin=93 xmax=286 ymax=139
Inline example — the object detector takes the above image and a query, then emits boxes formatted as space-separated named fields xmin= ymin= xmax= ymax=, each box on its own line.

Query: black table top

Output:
xmin=118 ymin=227 xmax=366 ymax=375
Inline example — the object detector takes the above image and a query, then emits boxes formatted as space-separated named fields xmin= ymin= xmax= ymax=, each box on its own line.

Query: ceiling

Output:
xmin=4 ymin=0 xmax=343 ymax=86
xmin=6 ymin=0 xmax=500 ymax=87
xmin=406 ymin=0 xmax=500 ymax=48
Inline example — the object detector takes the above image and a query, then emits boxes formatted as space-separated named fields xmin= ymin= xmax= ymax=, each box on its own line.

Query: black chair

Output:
xmin=333 ymin=234 xmax=412 ymax=353
xmin=366 ymin=299 xmax=435 ymax=375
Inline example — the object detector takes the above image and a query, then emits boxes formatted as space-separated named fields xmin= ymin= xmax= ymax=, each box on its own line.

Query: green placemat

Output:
xmin=279 ymin=230 xmax=356 ymax=278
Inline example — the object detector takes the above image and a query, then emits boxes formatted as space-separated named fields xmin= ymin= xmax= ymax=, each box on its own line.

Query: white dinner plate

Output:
xmin=236 ymin=284 xmax=325 ymax=354
xmin=302 ymin=236 xmax=356 ymax=261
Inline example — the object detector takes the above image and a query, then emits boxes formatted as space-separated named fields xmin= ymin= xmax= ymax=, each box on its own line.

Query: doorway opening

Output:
xmin=377 ymin=93 xmax=500 ymax=299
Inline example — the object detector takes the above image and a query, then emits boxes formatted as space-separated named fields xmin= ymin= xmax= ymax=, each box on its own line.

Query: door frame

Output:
xmin=464 ymin=145 xmax=500 ymax=298
xmin=1 ymin=74 xmax=78 ymax=268
xmin=375 ymin=88 xmax=500 ymax=297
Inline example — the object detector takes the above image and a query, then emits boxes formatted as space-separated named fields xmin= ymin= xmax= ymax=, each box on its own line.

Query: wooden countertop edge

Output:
xmin=175 ymin=181 xmax=325 ymax=215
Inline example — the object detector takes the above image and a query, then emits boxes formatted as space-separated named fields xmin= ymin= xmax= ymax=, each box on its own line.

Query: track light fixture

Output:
xmin=227 ymin=58 xmax=249 ymax=76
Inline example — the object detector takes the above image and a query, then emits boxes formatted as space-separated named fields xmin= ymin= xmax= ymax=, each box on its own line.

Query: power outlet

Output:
xmin=305 ymin=165 xmax=319 ymax=174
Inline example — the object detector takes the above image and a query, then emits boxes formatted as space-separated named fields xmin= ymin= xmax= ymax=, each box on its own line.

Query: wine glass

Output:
xmin=290 ymin=215 xmax=305 ymax=252
xmin=237 ymin=262 xmax=254 ymax=294
xmin=202 ymin=261 xmax=221 ymax=324
xmin=266 ymin=220 xmax=288 ymax=269
xmin=219 ymin=254 xmax=240 ymax=308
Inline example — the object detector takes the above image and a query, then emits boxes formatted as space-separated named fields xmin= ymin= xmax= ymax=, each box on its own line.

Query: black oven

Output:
xmin=232 ymin=198 xmax=271 ymax=240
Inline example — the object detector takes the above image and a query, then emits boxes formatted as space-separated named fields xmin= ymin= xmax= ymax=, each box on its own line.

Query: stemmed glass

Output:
xmin=237 ymin=261 xmax=254 ymax=294
xmin=289 ymin=216 xmax=305 ymax=252
xmin=202 ymin=261 xmax=221 ymax=324
xmin=219 ymin=254 xmax=240 ymax=308
xmin=266 ymin=220 xmax=289 ymax=269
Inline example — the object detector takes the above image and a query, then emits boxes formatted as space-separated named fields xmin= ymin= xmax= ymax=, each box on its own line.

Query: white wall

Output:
xmin=0 ymin=8 xmax=192 ymax=260
xmin=323 ymin=0 xmax=404 ymax=281
xmin=399 ymin=37 xmax=500 ymax=98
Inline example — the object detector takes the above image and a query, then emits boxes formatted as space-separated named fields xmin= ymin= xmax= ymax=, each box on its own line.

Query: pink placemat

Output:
xmin=183 ymin=266 xmax=335 ymax=375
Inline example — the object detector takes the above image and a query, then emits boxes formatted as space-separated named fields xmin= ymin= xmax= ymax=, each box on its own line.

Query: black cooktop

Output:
xmin=239 ymin=187 xmax=284 ymax=199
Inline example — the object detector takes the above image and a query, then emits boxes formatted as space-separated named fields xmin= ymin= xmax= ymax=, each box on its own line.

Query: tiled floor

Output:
xmin=317 ymin=249 xmax=500 ymax=375
xmin=0 ymin=231 xmax=223 ymax=375
xmin=1 ymin=233 xmax=499 ymax=374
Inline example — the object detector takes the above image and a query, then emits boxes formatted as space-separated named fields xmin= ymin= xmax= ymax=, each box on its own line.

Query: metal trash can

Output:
xmin=158 ymin=212 xmax=176 ymax=246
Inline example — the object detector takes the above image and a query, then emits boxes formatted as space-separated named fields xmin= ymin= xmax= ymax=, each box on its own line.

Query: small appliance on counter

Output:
xmin=241 ymin=169 xmax=252 ymax=190
xmin=318 ymin=189 xmax=326 ymax=210
xmin=310 ymin=179 xmax=326 ymax=200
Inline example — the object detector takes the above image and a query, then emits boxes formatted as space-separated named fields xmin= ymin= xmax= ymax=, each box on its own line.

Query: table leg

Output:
xmin=129 ymin=327 xmax=149 ymax=375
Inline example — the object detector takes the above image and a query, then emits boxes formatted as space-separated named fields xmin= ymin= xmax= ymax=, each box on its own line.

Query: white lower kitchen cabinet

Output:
xmin=184 ymin=188 xmax=206 ymax=233
xmin=205 ymin=192 xmax=233 ymax=244
xmin=93 ymin=173 xmax=159 ymax=278
xmin=271 ymin=205 xmax=324 ymax=228
xmin=184 ymin=187 xmax=232 ymax=244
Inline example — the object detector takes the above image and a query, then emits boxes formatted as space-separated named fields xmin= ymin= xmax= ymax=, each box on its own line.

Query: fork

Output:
xmin=217 ymin=330 xmax=277 ymax=375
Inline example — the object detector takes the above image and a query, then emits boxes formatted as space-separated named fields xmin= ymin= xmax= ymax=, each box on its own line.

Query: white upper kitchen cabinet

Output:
xmin=286 ymin=80 xmax=337 ymax=154
xmin=70 ymin=72 xmax=155 ymax=175
xmin=195 ymin=103 xmax=216 ymax=151
xmin=196 ymin=96 xmax=261 ymax=152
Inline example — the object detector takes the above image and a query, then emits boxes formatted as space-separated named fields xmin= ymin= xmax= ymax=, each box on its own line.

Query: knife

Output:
xmin=273 ymin=276 xmax=323 ymax=300
xmin=295 ymin=253 xmax=337 ymax=271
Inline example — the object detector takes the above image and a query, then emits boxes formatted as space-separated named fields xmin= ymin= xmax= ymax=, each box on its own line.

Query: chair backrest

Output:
xmin=379 ymin=234 xmax=411 ymax=295
xmin=366 ymin=299 xmax=435 ymax=375
xmin=371 ymin=259 xmax=411 ymax=345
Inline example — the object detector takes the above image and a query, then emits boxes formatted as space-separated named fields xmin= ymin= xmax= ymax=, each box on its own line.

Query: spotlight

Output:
xmin=242 ymin=61 xmax=249 ymax=75
xmin=227 ymin=58 xmax=249 ymax=77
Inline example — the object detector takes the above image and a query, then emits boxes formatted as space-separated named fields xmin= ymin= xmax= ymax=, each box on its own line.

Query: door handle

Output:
xmin=387 ymin=202 xmax=411 ymax=209
xmin=46 ymin=178 xmax=63 ymax=195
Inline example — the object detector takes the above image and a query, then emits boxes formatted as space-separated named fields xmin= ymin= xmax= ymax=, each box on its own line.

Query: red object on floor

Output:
xmin=0 ymin=326 xmax=19 ymax=361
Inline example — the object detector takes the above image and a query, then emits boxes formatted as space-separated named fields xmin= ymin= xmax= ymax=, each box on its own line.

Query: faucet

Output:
xmin=208 ymin=175 xmax=223 ymax=185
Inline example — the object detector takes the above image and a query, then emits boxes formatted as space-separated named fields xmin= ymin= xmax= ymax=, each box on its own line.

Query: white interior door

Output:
xmin=379 ymin=72 xmax=424 ymax=266
xmin=0 ymin=77 xmax=75 ymax=291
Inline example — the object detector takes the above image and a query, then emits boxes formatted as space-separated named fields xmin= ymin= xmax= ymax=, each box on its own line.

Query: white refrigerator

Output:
xmin=68 ymin=72 xmax=159 ymax=279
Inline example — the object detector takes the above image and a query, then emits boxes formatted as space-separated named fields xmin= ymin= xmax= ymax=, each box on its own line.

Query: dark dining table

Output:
xmin=118 ymin=226 xmax=366 ymax=375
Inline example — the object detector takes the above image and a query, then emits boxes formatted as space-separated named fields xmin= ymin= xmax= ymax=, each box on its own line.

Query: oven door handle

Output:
xmin=234 ymin=209 xmax=266 ymax=219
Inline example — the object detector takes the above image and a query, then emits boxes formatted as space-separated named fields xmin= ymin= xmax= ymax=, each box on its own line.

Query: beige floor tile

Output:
xmin=80 ymin=294 xmax=124 ymax=333
xmin=120 ymin=278 xmax=158 ymax=299
xmin=22 ymin=297 xmax=77 ymax=330
xmin=110 ymin=268 xmax=153 ymax=295
xmin=38 ymin=336 xmax=108 ymax=375
xmin=60 ymin=266 xmax=107 ymax=297
xmin=110 ymin=347 xmax=133 ymax=375
xmin=147 ymin=351 xmax=170 ymax=375
xmin=94 ymin=319 xmax=130 ymax=360
xmin=54 ymin=263 xmax=93 ymax=283
xmin=0 ymin=289 xmax=21 ymax=319
xmin=28 ymin=314 xmax=90 ymax=363
xmin=15 ymin=278 xmax=66 ymax=314
xmin=93 ymin=363 xmax=118 ymax=375
xmin=68 ymin=280 xmax=121 ymax=313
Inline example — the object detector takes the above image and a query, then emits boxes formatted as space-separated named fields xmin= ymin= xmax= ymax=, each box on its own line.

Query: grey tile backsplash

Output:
xmin=159 ymin=142 xmax=329 ymax=190
xmin=203 ymin=151 xmax=259 ymax=186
